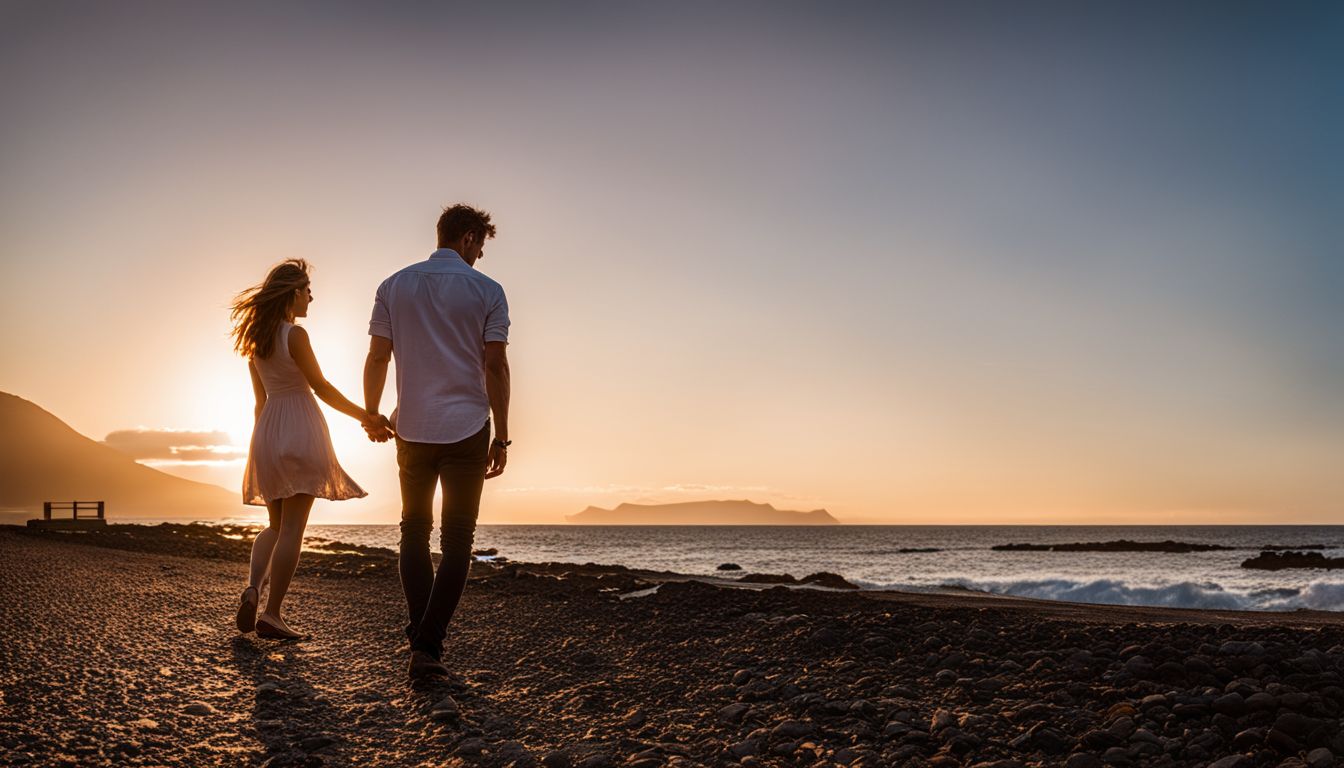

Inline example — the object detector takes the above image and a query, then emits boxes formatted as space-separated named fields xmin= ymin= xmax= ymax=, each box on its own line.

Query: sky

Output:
xmin=1 ymin=1 xmax=1341 ymax=524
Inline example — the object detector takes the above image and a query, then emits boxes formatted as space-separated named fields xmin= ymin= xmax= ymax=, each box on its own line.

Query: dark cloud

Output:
xmin=103 ymin=430 xmax=246 ymax=462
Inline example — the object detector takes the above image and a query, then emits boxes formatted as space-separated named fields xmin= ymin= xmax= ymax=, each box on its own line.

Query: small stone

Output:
xmin=183 ymin=703 xmax=214 ymax=716
xmin=770 ymin=720 xmax=814 ymax=740
xmin=455 ymin=737 xmax=487 ymax=756
xmin=1307 ymin=748 xmax=1334 ymax=768
xmin=1063 ymin=754 xmax=1103 ymax=768
xmin=717 ymin=563 xmax=743 ymax=571
xmin=717 ymin=703 xmax=751 ymax=723
xmin=1267 ymin=727 xmax=1302 ymax=753
xmin=430 ymin=695 xmax=461 ymax=722
xmin=619 ymin=708 xmax=646 ymax=728
xmin=1213 ymin=692 xmax=1247 ymax=716
xmin=1206 ymin=756 xmax=1252 ymax=768
xmin=298 ymin=735 xmax=335 ymax=752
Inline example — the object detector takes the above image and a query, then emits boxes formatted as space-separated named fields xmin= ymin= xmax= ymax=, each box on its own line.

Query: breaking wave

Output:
xmin=929 ymin=577 xmax=1344 ymax=612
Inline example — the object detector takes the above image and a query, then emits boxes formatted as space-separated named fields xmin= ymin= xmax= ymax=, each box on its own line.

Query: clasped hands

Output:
xmin=360 ymin=411 xmax=396 ymax=443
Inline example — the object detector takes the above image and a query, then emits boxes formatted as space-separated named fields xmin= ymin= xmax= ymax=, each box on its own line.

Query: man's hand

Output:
xmin=485 ymin=442 xmax=508 ymax=479
xmin=362 ymin=413 xmax=395 ymax=443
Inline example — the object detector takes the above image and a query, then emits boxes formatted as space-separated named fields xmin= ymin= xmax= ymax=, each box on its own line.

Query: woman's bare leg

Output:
xmin=248 ymin=500 xmax=283 ymax=592
xmin=261 ymin=494 xmax=314 ymax=627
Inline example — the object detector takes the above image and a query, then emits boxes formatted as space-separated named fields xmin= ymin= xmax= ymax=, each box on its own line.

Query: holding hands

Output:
xmin=361 ymin=411 xmax=395 ymax=443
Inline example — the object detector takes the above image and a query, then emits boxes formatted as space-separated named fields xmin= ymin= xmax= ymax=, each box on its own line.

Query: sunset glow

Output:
xmin=2 ymin=2 xmax=1341 ymax=524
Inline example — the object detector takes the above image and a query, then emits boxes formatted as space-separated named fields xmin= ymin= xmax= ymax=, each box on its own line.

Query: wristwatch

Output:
xmin=492 ymin=438 xmax=512 ymax=449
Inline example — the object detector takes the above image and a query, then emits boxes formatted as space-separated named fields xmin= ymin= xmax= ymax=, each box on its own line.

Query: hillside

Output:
xmin=0 ymin=392 xmax=242 ymax=519
xmin=566 ymin=500 xmax=839 ymax=525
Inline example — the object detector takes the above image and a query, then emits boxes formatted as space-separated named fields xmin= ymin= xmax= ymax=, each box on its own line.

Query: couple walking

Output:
xmin=229 ymin=203 xmax=510 ymax=680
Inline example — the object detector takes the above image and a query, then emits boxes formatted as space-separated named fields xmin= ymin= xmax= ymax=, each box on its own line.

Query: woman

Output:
xmin=230 ymin=259 xmax=381 ymax=639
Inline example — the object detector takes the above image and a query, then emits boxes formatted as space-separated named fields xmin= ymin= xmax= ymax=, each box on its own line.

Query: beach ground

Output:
xmin=2 ymin=525 xmax=1344 ymax=767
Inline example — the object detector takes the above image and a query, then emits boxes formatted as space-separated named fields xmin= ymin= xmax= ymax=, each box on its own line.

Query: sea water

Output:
xmin=276 ymin=524 xmax=1344 ymax=613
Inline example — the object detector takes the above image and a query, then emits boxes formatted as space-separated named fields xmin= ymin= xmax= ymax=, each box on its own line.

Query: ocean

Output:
xmin=271 ymin=524 xmax=1344 ymax=613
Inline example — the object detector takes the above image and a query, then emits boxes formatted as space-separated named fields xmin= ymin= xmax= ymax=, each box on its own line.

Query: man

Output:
xmin=363 ymin=203 xmax=511 ymax=680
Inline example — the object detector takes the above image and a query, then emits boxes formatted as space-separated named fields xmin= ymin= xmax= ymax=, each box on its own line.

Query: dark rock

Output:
xmin=1064 ymin=755 xmax=1103 ymax=768
xmin=718 ymin=703 xmax=751 ymax=724
xmin=297 ymin=736 xmax=335 ymax=752
xmin=1206 ymin=756 xmax=1252 ymax=768
xmin=1241 ymin=551 xmax=1344 ymax=571
xmin=1267 ymin=728 xmax=1302 ymax=754
xmin=769 ymin=720 xmax=814 ymax=741
xmin=1245 ymin=692 xmax=1277 ymax=711
xmin=1306 ymin=747 xmax=1334 ymax=768
xmin=1214 ymin=692 xmax=1248 ymax=716
xmin=1274 ymin=713 xmax=1316 ymax=738
xmin=799 ymin=572 xmax=860 ymax=590
xmin=717 ymin=563 xmax=742 ymax=571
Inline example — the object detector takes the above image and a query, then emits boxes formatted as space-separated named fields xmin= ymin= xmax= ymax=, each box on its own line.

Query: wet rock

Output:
xmin=717 ymin=563 xmax=742 ymax=571
xmin=797 ymin=572 xmax=860 ymax=589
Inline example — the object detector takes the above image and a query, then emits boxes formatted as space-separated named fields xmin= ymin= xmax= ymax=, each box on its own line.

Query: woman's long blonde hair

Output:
xmin=230 ymin=259 xmax=310 ymax=359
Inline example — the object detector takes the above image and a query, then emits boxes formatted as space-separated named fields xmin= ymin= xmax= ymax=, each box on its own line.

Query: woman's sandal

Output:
xmin=235 ymin=586 xmax=259 ymax=633
xmin=256 ymin=615 xmax=307 ymax=641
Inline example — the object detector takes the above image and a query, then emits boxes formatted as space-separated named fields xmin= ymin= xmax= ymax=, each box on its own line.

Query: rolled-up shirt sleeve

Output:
xmin=483 ymin=287 xmax=510 ymax=344
xmin=369 ymin=282 xmax=393 ymax=339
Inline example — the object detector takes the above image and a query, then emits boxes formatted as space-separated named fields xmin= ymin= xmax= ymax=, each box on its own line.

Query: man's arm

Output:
xmin=364 ymin=335 xmax=395 ymax=441
xmin=484 ymin=341 xmax=510 ymax=478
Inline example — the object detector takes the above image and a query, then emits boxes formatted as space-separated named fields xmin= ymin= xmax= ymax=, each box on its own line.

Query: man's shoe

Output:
xmin=409 ymin=650 xmax=449 ymax=680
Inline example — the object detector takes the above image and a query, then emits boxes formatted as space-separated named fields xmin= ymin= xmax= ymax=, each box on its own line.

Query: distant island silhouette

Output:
xmin=566 ymin=500 xmax=839 ymax=525
xmin=0 ymin=392 xmax=242 ymax=519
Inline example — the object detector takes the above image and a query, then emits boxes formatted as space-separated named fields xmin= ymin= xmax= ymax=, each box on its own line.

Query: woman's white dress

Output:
xmin=242 ymin=322 xmax=366 ymax=506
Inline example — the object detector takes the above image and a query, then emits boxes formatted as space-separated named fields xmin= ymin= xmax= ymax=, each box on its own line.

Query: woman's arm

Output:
xmin=287 ymin=326 xmax=382 ymax=430
xmin=249 ymin=360 xmax=267 ymax=422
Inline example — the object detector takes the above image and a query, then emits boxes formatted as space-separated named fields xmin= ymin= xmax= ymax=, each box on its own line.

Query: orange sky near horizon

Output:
xmin=2 ymin=3 xmax=1342 ymax=525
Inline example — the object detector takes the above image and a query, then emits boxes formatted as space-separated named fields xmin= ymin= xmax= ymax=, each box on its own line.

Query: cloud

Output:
xmin=103 ymin=429 xmax=247 ymax=464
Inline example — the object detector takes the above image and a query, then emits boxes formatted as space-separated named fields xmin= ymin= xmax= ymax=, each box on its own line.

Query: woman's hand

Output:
xmin=361 ymin=411 xmax=395 ymax=442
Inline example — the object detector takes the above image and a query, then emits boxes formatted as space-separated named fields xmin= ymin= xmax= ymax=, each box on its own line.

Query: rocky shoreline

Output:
xmin=4 ymin=524 xmax=1344 ymax=767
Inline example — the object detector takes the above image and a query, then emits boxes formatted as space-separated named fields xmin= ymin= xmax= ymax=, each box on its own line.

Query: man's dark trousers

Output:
xmin=397 ymin=421 xmax=490 ymax=659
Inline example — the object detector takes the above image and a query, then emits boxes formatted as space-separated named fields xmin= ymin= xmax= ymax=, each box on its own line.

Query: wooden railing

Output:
xmin=43 ymin=501 xmax=105 ymax=520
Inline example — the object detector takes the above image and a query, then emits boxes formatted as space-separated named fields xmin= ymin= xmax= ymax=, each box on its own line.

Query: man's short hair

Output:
xmin=437 ymin=204 xmax=497 ymax=246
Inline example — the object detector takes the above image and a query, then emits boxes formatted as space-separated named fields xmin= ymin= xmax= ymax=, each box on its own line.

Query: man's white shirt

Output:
xmin=369 ymin=248 xmax=509 ymax=444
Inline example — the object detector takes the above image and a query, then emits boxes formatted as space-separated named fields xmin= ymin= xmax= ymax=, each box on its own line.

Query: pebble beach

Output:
xmin=4 ymin=523 xmax=1344 ymax=767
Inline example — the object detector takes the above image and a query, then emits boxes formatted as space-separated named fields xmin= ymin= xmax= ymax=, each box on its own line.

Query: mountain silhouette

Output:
xmin=566 ymin=500 xmax=839 ymax=525
xmin=0 ymin=392 xmax=242 ymax=519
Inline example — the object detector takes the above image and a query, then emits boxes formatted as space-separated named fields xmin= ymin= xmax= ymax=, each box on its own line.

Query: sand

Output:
xmin=3 ymin=524 xmax=1344 ymax=768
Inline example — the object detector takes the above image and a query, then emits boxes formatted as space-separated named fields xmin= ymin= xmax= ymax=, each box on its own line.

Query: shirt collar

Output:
xmin=429 ymin=248 xmax=464 ymax=262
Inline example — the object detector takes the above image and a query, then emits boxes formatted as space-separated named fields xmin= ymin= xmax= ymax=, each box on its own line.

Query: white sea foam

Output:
xmin=931 ymin=576 xmax=1344 ymax=612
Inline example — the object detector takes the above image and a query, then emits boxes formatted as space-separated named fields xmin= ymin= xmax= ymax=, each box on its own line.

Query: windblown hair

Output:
xmin=229 ymin=259 xmax=311 ymax=359
xmin=436 ymin=203 xmax=497 ymax=246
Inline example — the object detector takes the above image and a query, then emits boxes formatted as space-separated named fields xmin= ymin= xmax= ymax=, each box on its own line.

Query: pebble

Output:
xmin=182 ymin=702 xmax=214 ymax=716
